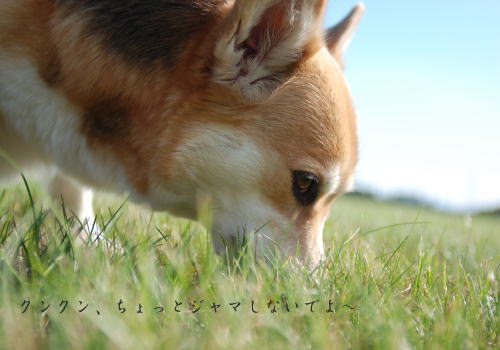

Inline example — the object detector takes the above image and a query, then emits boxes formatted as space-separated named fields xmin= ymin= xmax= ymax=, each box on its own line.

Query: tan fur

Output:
xmin=0 ymin=0 xmax=363 ymax=266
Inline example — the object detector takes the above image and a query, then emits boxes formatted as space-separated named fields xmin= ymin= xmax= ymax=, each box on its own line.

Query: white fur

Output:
xmin=0 ymin=52 xmax=128 ymax=230
xmin=0 ymin=53 xmax=127 ymax=192
xmin=324 ymin=164 xmax=342 ymax=197
xmin=344 ymin=174 xmax=355 ymax=192
xmin=171 ymin=124 xmax=288 ymax=254
xmin=315 ymin=215 xmax=326 ymax=257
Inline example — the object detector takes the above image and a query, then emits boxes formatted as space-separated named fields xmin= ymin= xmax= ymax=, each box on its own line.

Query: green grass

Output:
xmin=0 ymin=181 xmax=498 ymax=349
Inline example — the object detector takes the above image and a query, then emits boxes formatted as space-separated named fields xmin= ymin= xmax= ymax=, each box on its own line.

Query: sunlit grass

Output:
xmin=0 ymin=180 xmax=498 ymax=349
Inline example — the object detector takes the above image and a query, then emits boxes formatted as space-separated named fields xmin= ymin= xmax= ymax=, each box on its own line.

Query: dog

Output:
xmin=0 ymin=0 xmax=363 ymax=266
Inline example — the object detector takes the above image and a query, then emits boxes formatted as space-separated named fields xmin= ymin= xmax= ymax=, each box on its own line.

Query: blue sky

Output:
xmin=324 ymin=1 xmax=500 ymax=212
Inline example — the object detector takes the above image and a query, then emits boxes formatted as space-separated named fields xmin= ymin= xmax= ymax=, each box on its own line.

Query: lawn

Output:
xmin=0 ymin=181 xmax=498 ymax=349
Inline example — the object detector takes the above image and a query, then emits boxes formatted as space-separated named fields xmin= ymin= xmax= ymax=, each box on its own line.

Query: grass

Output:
xmin=0 ymin=180 xmax=498 ymax=349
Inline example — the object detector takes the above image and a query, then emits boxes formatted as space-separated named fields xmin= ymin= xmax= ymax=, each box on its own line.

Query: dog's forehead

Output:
xmin=256 ymin=48 xmax=355 ymax=166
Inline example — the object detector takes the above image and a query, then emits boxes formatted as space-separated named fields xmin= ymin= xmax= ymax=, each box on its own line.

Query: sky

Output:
xmin=324 ymin=1 xmax=500 ymax=212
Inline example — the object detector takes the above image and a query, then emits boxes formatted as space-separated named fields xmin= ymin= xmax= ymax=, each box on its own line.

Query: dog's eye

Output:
xmin=292 ymin=171 xmax=320 ymax=206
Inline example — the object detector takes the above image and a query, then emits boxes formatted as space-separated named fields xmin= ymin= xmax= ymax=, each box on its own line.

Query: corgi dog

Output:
xmin=0 ymin=0 xmax=363 ymax=266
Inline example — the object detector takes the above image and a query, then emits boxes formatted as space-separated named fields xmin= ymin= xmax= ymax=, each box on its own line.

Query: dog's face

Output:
xmin=148 ymin=1 xmax=364 ymax=265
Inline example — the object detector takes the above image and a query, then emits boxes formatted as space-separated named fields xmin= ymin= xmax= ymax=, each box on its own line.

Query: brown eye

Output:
xmin=296 ymin=176 xmax=313 ymax=193
xmin=292 ymin=171 xmax=320 ymax=206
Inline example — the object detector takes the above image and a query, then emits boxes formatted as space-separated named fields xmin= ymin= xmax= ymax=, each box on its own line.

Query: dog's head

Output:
xmin=150 ymin=1 xmax=364 ymax=265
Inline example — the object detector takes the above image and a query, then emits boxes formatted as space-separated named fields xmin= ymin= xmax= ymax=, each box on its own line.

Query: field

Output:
xmin=0 ymin=181 xmax=498 ymax=349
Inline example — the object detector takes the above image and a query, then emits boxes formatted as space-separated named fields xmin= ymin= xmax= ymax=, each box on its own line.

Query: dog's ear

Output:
xmin=326 ymin=3 xmax=364 ymax=69
xmin=212 ymin=0 xmax=326 ymax=102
